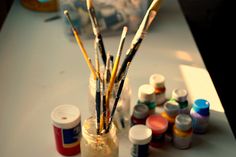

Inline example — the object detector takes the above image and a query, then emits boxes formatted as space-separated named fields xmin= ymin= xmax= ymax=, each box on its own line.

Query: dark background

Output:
xmin=0 ymin=0 xmax=234 ymax=138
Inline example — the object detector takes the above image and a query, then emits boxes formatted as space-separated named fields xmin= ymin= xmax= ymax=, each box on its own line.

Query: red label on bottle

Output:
xmin=53 ymin=124 xmax=81 ymax=156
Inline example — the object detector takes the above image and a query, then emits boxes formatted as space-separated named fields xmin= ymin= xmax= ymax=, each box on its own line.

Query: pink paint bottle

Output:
xmin=146 ymin=115 xmax=168 ymax=148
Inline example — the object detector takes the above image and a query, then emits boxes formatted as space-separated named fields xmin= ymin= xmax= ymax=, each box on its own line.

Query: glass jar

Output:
xmin=88 ymin=74 xmax=132 ymax=132
xmin=81 ymin=117 xmax=118 ymax=157
xmin=58 ymin=0 xmax=148 ymax=38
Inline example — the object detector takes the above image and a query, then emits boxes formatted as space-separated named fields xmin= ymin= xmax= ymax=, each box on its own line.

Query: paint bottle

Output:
xmin=161 ymin=100 xmax=180 ymax=138
xmin=173 ymin=114 xmax=193 ymax=149
xmin=51 ymin=104 xmax=81 ymax=156
xmin=131 ymin=103 xmax=149 ymax=126
xmin=138 ymin=84 xmax=156 ymax=114
xmin=149 ymin=74 xmax=166 ymax=106
xmin=190 ymin=99 xmax=210 ymax=134
xmin=129 ymin=125 xmax=152 ymax=157
xmin=172 ymin=89 xmax=189 ymax=114
xmin=146 ymin=115 xmax=168 ymax=148
xmin=80 ymin=117 xmax=118 ymax=157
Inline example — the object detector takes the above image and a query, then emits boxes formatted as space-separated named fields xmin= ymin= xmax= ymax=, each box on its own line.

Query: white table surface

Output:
xmin=0 ymin=0 xmax=235 ymax=156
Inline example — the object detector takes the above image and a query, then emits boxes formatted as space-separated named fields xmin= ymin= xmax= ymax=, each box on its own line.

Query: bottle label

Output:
xmin=62 ymin=123 xmax=81 ymax=148
xmin=173 ymin=134 xmax=192 ymax=149
xmin=192 ymin=117 xmax=209 ymax=133
xmin=131 ymin=144 xmax=149 ymax=157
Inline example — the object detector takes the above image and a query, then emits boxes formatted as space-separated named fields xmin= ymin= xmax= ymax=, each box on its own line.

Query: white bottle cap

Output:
xmin=129 ymin=125 xmax=152 ymax=145
xmin=138 ymin=84 xmax=155 ymax=102
xmin=51 ymin=104 xmax=81 ymax=129
xmin=175 ymin=114 xmax=192 ymax=131
xmin=172 ymin=89 xmax=188 ymax=102
xmin=164 ymin=100 xmax=179 ymax=117
xmin=149 ymin=74 xmax=165 ymax=88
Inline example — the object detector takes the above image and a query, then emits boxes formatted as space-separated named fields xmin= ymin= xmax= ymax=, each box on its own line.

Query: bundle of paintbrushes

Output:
xmin=64 ymin=0 xmax=162 ymax=134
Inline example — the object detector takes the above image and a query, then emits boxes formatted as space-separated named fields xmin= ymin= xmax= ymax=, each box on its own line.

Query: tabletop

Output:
xmin=0 ymin=0 xmax=235 ymax=157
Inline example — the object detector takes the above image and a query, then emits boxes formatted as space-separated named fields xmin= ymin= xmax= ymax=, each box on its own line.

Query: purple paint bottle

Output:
xmin=190 ymin=99 xmax=210 ymax=134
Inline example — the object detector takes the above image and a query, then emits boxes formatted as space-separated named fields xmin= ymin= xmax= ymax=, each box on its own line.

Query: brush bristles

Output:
xmin=121 ymin=26 xmax=128 ymax=39
xmin=64 ymin=10 xmax=69 ymax=16
xmin=151 ymin=0 xmax=162 ymax=12
xmin=86 ymin=0 xmax=93 ymax=10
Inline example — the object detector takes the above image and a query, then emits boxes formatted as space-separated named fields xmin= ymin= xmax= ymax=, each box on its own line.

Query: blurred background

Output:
xmin=0 ymin=0 xmax=234 ymax=137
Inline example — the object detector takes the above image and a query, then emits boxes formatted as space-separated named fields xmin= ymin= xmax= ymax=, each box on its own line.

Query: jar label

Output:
xmin=192 ymin=117 xmax=209 ymax=133
xmin=62 ymin=123 xmax=81 ymax=148
xmin=173 ymin=134 xmax=192 ymax=149
xmin=131 ymin=144 xmax=149 ymax=157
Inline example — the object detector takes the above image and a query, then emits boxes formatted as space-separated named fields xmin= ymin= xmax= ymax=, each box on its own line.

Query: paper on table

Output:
xmin=179 ymin=65 xmax=224 ymax=113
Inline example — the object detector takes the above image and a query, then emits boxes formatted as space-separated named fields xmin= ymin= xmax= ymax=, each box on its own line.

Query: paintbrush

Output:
xmin=94 ymin=40 xmax=101 ymax=80
xmin=110 ymin=55 xmax=114 ymax=69
xmin=100 ymin=78 xmax=106 ymax=131
xmin=105 ymin=62 xmax=130 ymax=133
xmin=95 ymin=77 xmax=101 ymax=134
xmin=87 ymin=0 xmax=107 ymax=66
xmin=115 ymin=0 xmax=162 ymax=82
xmin=104 ymin=53 xmax=111 ymax=83
xmin=64 ymin=10 xmax=97 ymax=80
xmin=105 ymin=26 xmax=128 ymax=125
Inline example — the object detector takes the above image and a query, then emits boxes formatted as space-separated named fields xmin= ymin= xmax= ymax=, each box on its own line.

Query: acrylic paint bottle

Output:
xmin=51 ymin=104 xmax=81 ymax=156
xmin=131 ymin=103 xmax=149 ymax=126
xmin=149 ymin=74 xmax=166 ymax=106
xmin=172 ymin=89 xmax=189 ymax=114
xmin=161 ymin=100 xmax=180 ymax=139
xmin=146 ymin=115 xmax=168 ymax=148
xmin=190 ymin=99 xmax=210 ymax=134
xmin=173 ymin=114 xmax=193 ymax=149
xmin=129 ymin=125 xmax=152 ymax=157
xmin=138 ymin=84 xmax=156 ymax=114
